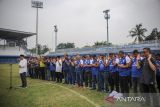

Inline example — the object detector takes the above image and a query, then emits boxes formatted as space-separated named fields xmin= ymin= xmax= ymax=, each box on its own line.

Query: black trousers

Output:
xmin=28 ymin=68 xmax=32 ymax=78
xmin=50 ymin=70 xmax=56 ymax=81
xmin=56 ymin=72 xmax=62 ymax=83
xmin=156 ymin=75 xmax=160 ymax=93
xmin=109 ymin=72 xmax=119 ymax=92
xmin=132 ymin=77 xmax=142 ymax=93
xmin=119 ymin=76 xmax=129 ymax=96
xmin=35 ymin=67 xmax=39 ymax=79
xmin=30 ymin=68 xmax=35 ymax=78
xmin=63 ymin=70 xmax=69 ymax=84
xmin=84 ymin=70 xmax=92 ymax=87
xmin=40 ymin=67 xmax=45 ymax=80
xmin=141 ymin=83 xmax=159 ymax=107
xmin=20 ymin=72 xmax=27 ymax=87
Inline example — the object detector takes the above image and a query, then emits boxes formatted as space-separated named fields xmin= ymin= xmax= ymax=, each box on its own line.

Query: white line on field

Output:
xmin=34 ymin=82 xmax=100 ymax=107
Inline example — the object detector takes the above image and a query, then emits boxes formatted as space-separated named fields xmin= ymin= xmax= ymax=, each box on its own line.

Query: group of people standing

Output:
xmin=24 ymin=48 xmax=160 ymax=106
xmin=27 ymin=48 xmax=160 ymax=93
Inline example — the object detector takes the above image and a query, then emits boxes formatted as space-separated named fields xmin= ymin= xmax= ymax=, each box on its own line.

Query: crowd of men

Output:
xmin=25 ymin=48 xmax=160 ymax=106
xmin=27 ymin=48 xmax=160 ymax=92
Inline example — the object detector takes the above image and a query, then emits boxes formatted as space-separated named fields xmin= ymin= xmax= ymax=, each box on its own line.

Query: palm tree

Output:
xmin=128 ymin=24 xmax=147 ymax=43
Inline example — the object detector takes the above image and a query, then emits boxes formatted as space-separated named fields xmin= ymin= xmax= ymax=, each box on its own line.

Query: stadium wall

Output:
xmin=0 ymin=56 xmax=19 ymax=64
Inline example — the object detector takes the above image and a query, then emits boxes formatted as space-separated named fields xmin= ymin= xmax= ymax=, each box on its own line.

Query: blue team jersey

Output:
xmin=131 ymin=58 xmax=142 ymax=78
xmin=91 ymin=59 xmax=98 ymax=75
xmin=84 ymin=59 xmax=91 ymax=71
xmin=76 ymin=60 xmax=82 ymax=72
xmin=109 ymin=59 xmax=116 ymax=73
xmin=114 ymin=58 xmax=119 ymax=72
xmin=49 ymin=62 xmax=55 ymax=71
xmin=118 ymin=57 xmax=130 ymax=76
xmin=62 ymin=59 xmax=70 ymax=71
xmin=104 ymin=59 xmax=109 ymax=72
xmin=99 ymin=59 xmax=105 ymax=72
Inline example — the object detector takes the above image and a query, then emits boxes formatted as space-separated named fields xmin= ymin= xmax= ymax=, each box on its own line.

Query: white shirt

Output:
xmin=56 ymin=59 xmax=62 ymax=72
xmin=115 ymin=58 xmax=119 ymax=64
xmin=105 ymin=59 xmax=108 ymax=63
xmin=80 ymin=59 xmax=83 ymax=64
xmin=125 ymin=56 xmax=131 ymax=64
xmin=90 ymin=59 xmax=93 ymax=64
xmin=19 ymin=58 xmax=27 ymax=73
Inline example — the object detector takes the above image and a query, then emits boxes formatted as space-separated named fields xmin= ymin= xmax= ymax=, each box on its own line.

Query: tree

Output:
xmin=145 ymin=28 xmax=160 ymax=41
xmin=41 ymin=45 xmax=50 ymax=54
xmin=83 ymin=45 xmax=91 ymax=48
xmin=93 ymin=41 xmax=112 ymax=46
xmin=128 ymin=24 xmax=147 ymax=43
xmin=56 ymin=42 xmax=75 ymax=49
xmin=29 ymin=44 xmax=49 ymax=55
xmin=29 ymin=48 xmax=36 ymax=54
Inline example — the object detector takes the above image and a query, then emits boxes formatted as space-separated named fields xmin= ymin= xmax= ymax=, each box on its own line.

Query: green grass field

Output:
xmin=0 ymin=64 xmax=142 ymax=107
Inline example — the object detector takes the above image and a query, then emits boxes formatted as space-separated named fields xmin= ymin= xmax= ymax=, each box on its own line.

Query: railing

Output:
xmin=48 ymin=40 xmax=160 ymax=56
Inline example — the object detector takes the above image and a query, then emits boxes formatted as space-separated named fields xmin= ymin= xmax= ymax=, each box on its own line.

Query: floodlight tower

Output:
xmin=54 ymin=25 xmax=58 ymax=51
xmin=31 ymin=0 xmax=43 ymax=55
xmin=103 ymin=9 xmax=110 ymax=44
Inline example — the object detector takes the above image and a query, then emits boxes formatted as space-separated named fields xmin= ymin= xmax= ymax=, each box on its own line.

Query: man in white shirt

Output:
xmin=55 ymin=56 xmax=62 ymax=83
xmin=19 ymin=54 xmax=27 ymax=88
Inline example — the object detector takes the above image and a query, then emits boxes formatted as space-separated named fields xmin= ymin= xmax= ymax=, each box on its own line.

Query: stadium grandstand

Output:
xmin=47 ymin=40 xmax=160 ymax=56
xmin=0 ymin=28 xmax=36 ymax=63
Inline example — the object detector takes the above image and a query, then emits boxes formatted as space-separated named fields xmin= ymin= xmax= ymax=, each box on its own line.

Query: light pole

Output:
xmin=54 ymin=25 xmax=58 ymax=51
xmin=103 ymin=9 xmax=110 ymax=44
xmin=31 ymin=0 xmax=43 ymax=55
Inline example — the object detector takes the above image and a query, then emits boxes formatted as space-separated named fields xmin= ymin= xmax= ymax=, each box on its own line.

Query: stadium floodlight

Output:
xmin=31 ymin=1 xmax=43 ymax=8
xmin=31 ymin=0 xmax=43 ymax=55
xmin=54 ymin=25 xmax=58 ymax=51
xmin=103 ymin=9 xmax=110 ymax=44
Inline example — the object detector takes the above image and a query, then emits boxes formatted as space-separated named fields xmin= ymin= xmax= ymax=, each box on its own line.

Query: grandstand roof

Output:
xmin=0 ymin=28 xmax=36 ymax=40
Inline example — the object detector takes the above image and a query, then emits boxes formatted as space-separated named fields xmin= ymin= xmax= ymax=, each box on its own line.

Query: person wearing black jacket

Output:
xmin=137 ymin=48 xmax=159 ymax=107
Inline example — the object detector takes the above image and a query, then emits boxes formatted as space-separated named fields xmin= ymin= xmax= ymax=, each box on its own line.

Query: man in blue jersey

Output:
xmin=68 ymin=57 xmax=76 ymax=85
xmin=62 ymin=54 xmax=70 ymax=84
xmin=90 ymin=55 xmax=99 ymax=90
xmin=103 ymin=55 xmax=110 ymax=92
xmin=118 ymin=51 xmax=131 ymax=96
xmin=84 ymin=55 xmax=92 ymax=88
xmin=97 ymin=55 xmax=105 ymax=92
xmin=131 ymin=50 xmax=142 ymax=93
xmin=75 ymin=55 xmax=84 ymax=87
xmin=49 ymin=57 xmax=56 ymax=81
xmin=108 ymin=53 xmax=119 ymax=92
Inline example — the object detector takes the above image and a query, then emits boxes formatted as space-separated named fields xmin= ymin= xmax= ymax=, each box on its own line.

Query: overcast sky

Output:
xmin=0 ymin=0 xmax=160 ymax=50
